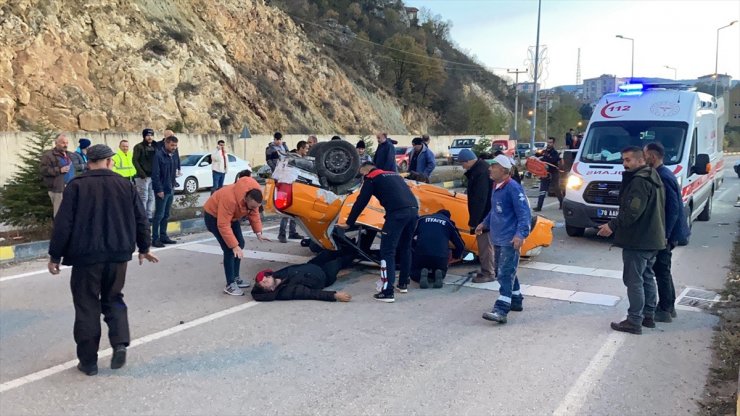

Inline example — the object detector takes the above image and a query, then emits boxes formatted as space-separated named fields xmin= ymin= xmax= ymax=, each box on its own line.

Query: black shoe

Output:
xmin=160 ymin=237 xmax=177 ymax=244
xmin=111 ymin=345 xmax=127 ymax=369
xmin=511 ymin=296 xmax=524 ymax=312
xmin=77 ymin=362 xmax=98 ymax=376
xmin=288 ymin=233 xmax=304 ymax=240
xmin=610 ymin=319 xmax=642 ymax=335
xmin=396 ymin=283 xmax=408 ymax=293
xmin=278 ymin=234 xmax=287 ymax=243
xmin=642 ymin=316 xmax=656 ymax=328
xmin=433 ymin=270 xmax=445 ymax=289
xmin=670 ymin=309 xmax=677 ymax=318
xmin=419 ymin=268 xmax=430 ymax=289
xmin=533 ymin=207 xmax=542 ymax=212
xmin=152 ymin=240 xmax=164 ymax=248
xmin=654 ymin=310 xmax=672 ymax=323
xmin=482 ymin=311 xmax=507 ymax=324
xmin=373 ymin=291 xmax=395 ymax=303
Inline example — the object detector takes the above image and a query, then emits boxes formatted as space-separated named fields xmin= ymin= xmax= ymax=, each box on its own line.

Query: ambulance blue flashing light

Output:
xmin=618 ymin=83 xmax=644 ymax=92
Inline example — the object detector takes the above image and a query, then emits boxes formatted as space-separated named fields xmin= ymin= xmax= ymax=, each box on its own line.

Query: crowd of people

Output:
xmin=42 ymin=127 xmax=683 ymax=376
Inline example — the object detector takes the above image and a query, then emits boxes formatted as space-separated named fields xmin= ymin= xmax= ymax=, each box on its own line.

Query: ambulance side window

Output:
xmin=688 ymin=128 xmax=697 ymax=175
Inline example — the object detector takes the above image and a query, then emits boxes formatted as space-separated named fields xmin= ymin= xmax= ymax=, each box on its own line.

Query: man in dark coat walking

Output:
xmin=459 ymin=149 xmax=495 ymax=283
xmin=373 ymin=132 xmax=398 ymax=172
xmin=48 ymin=144 xmax=158 ymax=376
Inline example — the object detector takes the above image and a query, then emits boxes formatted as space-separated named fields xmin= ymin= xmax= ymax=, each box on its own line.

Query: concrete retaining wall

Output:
xmin=0 ymin=132 xmax=507 ymax=186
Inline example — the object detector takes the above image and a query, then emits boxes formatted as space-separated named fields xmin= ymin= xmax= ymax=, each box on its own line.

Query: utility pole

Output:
xmin=530 ymin=0 xmax=542 ymax=149
xmin=508 ymin=68 xmax=528 ymax=138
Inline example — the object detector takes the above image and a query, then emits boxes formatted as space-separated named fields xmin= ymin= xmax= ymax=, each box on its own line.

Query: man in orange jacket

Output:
xmin=204 ymin=176 xmax=269 ymax=296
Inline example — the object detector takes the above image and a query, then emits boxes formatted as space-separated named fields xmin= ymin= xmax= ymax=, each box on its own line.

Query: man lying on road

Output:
xmin=251 ymin=262 xmax=351 ymax=302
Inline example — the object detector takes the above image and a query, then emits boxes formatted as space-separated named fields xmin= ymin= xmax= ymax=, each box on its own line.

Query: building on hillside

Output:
xmin=582 ymin=74 xmax=627 ymax=102
xmin=404 ymin=7 xmax=419 ymax=26
xmin=697 ymin=73 xmax=733 ymax=91
xmin=730 ymin=84 xmax=740 ymax=128
xmin=517 ymin=82 xmax=540 ymax=94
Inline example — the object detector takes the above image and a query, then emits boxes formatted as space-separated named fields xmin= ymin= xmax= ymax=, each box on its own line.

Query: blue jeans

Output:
xmin=152 ymin=192 xmax=174 ymax=241
xmin=379 ymin=208 xmax=418 ymax=294
xmin=492 ymin=245 xmax=522 ymax=315
xmin=211 ymin=171 xmax=225 ymax=194
xmin=205 ymin=213 xmax=245 ymax=285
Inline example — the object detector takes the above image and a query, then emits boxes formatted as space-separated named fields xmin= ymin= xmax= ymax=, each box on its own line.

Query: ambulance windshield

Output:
xmin=579 ymin=121 xmax=688 ymax=165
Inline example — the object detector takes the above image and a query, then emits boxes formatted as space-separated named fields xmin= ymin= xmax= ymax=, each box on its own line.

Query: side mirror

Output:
xmin=447 ymin=145 xmax=451 ymax=149
xmin=693 ymin=154 xmax=710 ymax=175
xmin=199 ymin=161 xmax=210 ymax=167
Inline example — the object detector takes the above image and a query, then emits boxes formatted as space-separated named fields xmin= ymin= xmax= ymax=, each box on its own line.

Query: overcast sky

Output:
xmin=408 ymin=0 xmax=740 ymax=88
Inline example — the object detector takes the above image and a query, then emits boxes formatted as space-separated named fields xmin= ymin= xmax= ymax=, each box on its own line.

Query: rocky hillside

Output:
xmin=0 ymin=0 xmax=509 ymax=134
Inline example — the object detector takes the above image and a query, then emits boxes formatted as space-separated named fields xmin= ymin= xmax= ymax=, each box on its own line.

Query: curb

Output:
xmin=0 ymin=179 xmax=463 ymax=265
xmin=0 ymin=218 xmax=207 ymax=265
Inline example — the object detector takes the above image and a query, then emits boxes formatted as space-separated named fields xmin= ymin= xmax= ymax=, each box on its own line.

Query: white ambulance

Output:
xmin=563 ymin=82 xmax=725 ymax=239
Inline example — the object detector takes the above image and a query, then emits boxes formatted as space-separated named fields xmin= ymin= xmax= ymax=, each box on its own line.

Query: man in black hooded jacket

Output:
xmin=251 ymin=256 xmax=351 ymax=302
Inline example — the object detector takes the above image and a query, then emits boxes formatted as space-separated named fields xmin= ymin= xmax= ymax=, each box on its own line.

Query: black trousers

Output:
xmin=652 ymin=244 xmax=676 ymax=312
xmin=410 ymin=254 xmax=449 ymax=282
xmin=536 ymin=172 xmax=563 ymax=209
xmin=70 ymin=262 xmax=130 ymax=365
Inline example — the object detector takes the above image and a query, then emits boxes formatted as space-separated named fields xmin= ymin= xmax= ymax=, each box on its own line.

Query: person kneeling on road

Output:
xmin=476 ymin=155 xmax=531 ymax=325
xmin=251 ymin=264 xmax=351 ymax=302
xmin=411 ymin=209 xmax=465 ymax=289
xmin=203 ymin=176 xmax=269 ymax=296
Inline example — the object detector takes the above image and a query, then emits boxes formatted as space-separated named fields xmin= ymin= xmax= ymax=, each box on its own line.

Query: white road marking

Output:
xmin=444 ymin=274 xmax=621 ymax=306
xmin=521 ymin=261 xmax=622 ymax=279
xmin=0 ymin=225 xmax=280 ymax=283
xmin=176 ymin=244 xmax=313 ymax=264
xmin=0 ymin=301 xmax=261 ymax=394
xmin=552 ymin=331 xmax=626 ymax=416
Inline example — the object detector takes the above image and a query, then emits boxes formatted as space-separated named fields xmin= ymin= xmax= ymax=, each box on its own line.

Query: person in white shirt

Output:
xmin=211 ymin=140 xmax=228 ymax=194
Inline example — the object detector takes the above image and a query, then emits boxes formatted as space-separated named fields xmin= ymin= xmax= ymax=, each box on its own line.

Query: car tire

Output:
xmin=697 ymin=191 xmax=712 ymax=221
xmin=565 ymin=225 xmax=585 ymax=237
xmin=183 ymin=176 xmax=198 ymax=194
xmin=308 ymin=140 xmax=360 ymax=185
xmin=399 ymin=161 xmax=408 ymax=172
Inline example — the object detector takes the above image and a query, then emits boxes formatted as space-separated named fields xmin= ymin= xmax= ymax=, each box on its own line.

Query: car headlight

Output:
xmin=566 ymin=175 xmax=584 ymax=190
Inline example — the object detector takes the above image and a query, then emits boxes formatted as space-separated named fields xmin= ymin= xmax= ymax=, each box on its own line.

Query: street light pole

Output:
xmin=616 ymin=35 xmax=634 ymax=79
xmin=508 ymin=68 xmax=528 ymax=138
xmin=714 ymin=20 xmax=738 ymax=98
xmin=530 ymin=0 xmax=542 ymax=149
xmin=664 ymin=65 xmax=677 ymax=80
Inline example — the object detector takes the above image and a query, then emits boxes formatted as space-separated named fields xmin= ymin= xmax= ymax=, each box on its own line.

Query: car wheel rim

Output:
xmin=186 ymin=180 xmax=196 ymax=193
xmin=325 ymin=148 xmax=351 ymax=174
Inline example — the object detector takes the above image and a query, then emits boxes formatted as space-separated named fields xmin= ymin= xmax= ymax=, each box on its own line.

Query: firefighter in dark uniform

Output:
xmin=411 ymin=209 xmax=465 ymax=289
xmin=48 ymin=144 xmax=159 ymax=376
xmin=534 ymin=137 xmax=564 ymax=211
xmin=339 ymin=161 xmax=419 ymax=303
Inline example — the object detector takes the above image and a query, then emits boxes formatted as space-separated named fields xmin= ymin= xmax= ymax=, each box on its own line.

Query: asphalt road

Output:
xmin=0 ymin=157 xmax=738 ymax=415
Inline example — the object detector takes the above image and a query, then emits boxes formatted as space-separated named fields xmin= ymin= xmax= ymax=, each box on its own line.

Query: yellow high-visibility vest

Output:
xmin=112 ymin=150 xmax=136 ymax=179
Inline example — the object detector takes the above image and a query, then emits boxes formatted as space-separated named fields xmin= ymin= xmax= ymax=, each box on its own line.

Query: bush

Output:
xmin=471 ymin=137 xmax=492 ymax=157
xmin=0 ymin=125 xmax=56 ymax=230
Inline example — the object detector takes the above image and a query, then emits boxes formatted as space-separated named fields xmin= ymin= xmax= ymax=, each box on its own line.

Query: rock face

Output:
xmin=0 ymin=0 xmax=443 ymax=134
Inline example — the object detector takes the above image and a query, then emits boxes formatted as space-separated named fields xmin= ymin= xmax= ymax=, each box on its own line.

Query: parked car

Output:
xmin=447 ymin=138 xmax=478 ymax=164
xmin=534 ymin=141 xmax=547 ymax=156
xmin=175 ymin=153 xmax=251 ymax=194
xmin=264 ymin=140 xmax=554 ymax=261
xmin=395 ymin=146 xmax=412 ymax=172
xmin=516 ymin=143 xmax=532 ymax=158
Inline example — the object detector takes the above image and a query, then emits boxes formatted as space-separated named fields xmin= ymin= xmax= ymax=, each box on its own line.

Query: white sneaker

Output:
xmin=223 ymin=283 xmax=245 ymax=296
xmin=235 ymin=278 xmax=250 ymax=288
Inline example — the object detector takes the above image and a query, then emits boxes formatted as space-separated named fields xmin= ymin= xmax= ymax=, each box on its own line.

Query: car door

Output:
xmin=197 ymin=154 xmax=213 ymax=188
xmin=225 ymin=154 xmax=240 ymax=184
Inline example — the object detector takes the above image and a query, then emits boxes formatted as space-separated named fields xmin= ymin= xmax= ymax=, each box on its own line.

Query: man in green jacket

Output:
xmin=598 ymin=146 xmax=665 ymax=335
xmin=112 ymin=140 xmax=136 ymax=181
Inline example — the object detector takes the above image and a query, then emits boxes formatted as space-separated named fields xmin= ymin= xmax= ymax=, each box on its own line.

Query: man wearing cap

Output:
xmin=151 ymin=136 xmax=179 ymax=247
xmin=339 ymin=161 xmax=418 ymax=303
xmin=458 ymin=148 xmax=495 ymax=283
xmin=48 ymin=144 xmax=158 ymax=376
xmin=251 ymin=263 xmax=352 ymax=302
xmin=476 ymin=155 xmax=531 ymax=324
xmin=411 ymin=209 xmax=465 ymax=289
xmin=373 ymin=132 xmax=397 ymax=172
xmin=408 ymin=137 xmax=436 ymax=183
xmin=133 ymin=128 xmax=158 ymax=219
xmin=204 ymin=176 xmax=268 ymax=296
xmin=40 ymin=134 xmax=75 ymax=217
xmin=112 ymin=140 xmax=136 ymax=182
xmin=356 ymin=140 xmax=372 ymax=164
xmin=70 ymin=138 xmax=91 ymax=174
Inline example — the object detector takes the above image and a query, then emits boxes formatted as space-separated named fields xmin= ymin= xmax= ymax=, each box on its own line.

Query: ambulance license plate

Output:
xmin=597 ymin=209 xmax=619 ymax=218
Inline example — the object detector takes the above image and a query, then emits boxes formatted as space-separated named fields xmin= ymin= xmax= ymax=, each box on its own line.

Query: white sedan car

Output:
xmin=175 ymin=153 xmax=252 ymax=194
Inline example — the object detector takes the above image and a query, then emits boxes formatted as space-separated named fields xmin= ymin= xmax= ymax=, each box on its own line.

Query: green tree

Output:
xmin=548 ymin=104 xmax=582 ymax=144
xmin=579 ymin=103 xmax=593 ymax=120
xmin=471 ymin=137 xmax=492 ymax=157
xmin=0 ymin=125 xmax=56 ymax=230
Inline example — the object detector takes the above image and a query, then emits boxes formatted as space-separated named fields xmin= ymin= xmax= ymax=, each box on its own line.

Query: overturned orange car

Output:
xmin=264 ymin=140 xmax=554 ymax=260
